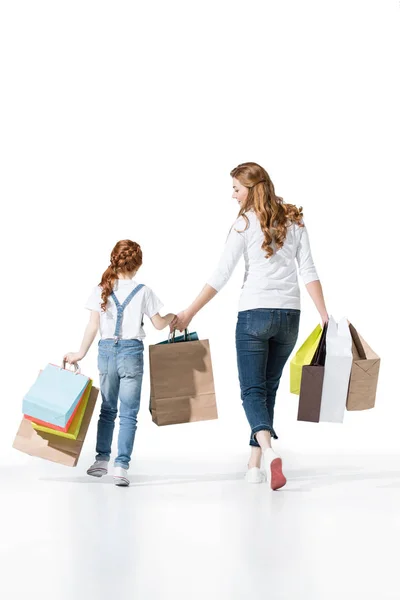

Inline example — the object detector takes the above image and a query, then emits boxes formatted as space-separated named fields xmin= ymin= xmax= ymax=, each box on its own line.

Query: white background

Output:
xmin=1 ymin=5 xmax=400 ymax=600
xmin=1 ymin=0 xmax=399 ymax=466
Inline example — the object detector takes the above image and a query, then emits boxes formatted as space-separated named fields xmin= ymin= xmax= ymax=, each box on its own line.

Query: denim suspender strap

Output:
xmin=111 ymin=284 xmax=145 ymax=343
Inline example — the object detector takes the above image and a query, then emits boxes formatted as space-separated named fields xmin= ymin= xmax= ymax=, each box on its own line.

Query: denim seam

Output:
xmin=96 ymin=455 xmax=110 ymax=461
xmin=251 ymin=423 xmax=270 ymax=432
xmin=251 ymin=424 xmax=278 ymax=441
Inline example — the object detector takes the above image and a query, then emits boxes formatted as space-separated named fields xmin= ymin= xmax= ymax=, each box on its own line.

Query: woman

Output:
xmin=172 ymin=162 xmax=328 ymax=490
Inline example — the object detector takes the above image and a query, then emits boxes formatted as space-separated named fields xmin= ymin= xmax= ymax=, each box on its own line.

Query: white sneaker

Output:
xmin=263 ymin=449 xmax=287 ymax=491
xmin=87 ymin=460 xmax=109 ymax=477
xmin=113 ymin=466 xmax=130 ymax=487
xmin=244 ymin=467 xmax=266 ymax=483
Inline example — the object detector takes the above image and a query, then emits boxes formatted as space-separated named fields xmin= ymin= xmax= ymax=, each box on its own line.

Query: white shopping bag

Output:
xmin=319 ymin=316 xmax=353 ymax=423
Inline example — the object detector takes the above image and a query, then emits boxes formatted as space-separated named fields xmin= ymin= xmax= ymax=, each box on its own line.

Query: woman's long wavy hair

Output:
xmin=99 ymin=240 xmax=143 ymax=312
xmin=230 ymin=162 xmax=304 ymax=258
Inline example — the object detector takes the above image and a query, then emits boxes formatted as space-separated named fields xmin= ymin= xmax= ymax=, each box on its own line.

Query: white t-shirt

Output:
xmin=207 ymin=211 xmax=319 ymax=311
xmin=85 ymin=279 xmax=163 ymax=340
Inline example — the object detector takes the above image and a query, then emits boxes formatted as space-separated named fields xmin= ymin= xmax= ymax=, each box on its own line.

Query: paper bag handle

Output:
xmin=62 ymin=360 xmax=81 ymax=374
xmin=311 ymin=322 xmax=328 ymax=366
xmin=348 ymin=322 xmax=367 ymax=360
xmin=168 ymin=328 xmax=190 ymax=343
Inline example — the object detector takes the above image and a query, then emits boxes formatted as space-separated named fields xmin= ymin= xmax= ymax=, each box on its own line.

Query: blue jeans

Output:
xmin=235 ymin=309 xmax=300 ymax=447
xmin=95 ymin=339 xmax=144 ymax=470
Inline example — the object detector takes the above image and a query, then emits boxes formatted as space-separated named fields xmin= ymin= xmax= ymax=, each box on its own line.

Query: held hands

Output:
xmin=63 ymin=352 xmax=84 ymax=365
xmin=170 ymin=309 xmax=193 ymax=332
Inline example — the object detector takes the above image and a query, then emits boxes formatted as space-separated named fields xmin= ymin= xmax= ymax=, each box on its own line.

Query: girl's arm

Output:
xmin=64 ymin=310 xmax=100 ymax=364
xmin=151 ymin=312 xmax=176 ymax=331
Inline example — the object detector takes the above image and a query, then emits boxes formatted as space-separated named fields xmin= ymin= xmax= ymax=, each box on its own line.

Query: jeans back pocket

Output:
xmin=123 ymin=353 xmax=144 ymax=378
xmin=97 ymin=353 xmax=109 ymax=375
xmin=285 ymin=310 xmax=300 ymax=341
xmin=245 ymin=309 xmax=274 ymax=337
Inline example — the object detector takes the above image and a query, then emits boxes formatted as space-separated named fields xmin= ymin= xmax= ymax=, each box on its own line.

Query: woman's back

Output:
xmin=207 ymin=210 xmax=318 ymax=311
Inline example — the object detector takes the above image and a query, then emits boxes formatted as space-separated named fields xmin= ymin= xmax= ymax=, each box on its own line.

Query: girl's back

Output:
xmin=85 ymin=279 xmax=163 ymax=340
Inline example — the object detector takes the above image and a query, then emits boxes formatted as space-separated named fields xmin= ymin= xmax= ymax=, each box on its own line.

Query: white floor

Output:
xmin=1 ymin=449 xmax=400 ymax=600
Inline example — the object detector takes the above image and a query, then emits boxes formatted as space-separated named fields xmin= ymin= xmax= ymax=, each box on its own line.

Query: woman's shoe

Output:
xmin=263 ymin=449 xmax=287 ymax=490
xmin=244 ymin=466 xmax=266 ymax=483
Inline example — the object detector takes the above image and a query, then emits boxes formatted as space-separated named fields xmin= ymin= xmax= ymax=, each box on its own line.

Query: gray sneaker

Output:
xmin=87 ymin=460 xmax=109 ymax=477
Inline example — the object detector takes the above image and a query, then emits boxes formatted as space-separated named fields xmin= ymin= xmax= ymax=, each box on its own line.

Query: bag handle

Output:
xmin=348 ymin=322 xmax=367 ymax=360
xmin=168 ymin=328 xmax=190 ymax=343
xmin=62 ymin=360 xmax=81 ymax=374
xmin=311 ymin=322 xmax=328 ymax=366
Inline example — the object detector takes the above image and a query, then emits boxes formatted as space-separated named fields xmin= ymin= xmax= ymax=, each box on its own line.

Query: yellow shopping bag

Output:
xmin=290 ymin=325 xmax=322 ymax=395
xmin=31 ymin=380 xmax=93 ymax=440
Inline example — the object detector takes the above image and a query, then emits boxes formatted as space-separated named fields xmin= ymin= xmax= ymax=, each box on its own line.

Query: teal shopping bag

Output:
xmin=157 ymin=329 xmax=199 ymax=345
xmin=22 ymin=363 xmax=90 ymax=428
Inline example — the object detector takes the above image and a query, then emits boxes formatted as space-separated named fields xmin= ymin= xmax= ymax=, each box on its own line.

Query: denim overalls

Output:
xmin=95 ymin=284 xmax=145 ymax=470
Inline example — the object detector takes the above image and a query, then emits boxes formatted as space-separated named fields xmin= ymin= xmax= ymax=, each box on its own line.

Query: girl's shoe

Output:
xmin=244 ymin=467 xmax=266 ymax=483
xmin=263 ymin=449 xmax=287 ymax=490
xmin=87 ymin=460 xmax=109 ymax=477
xmin=113 ymin=466 xmax=130 ymax=487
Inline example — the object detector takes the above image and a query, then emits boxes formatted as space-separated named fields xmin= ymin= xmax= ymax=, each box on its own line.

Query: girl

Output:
xmin=64 ymin=239 xmax=175 ymax=487
xmin=172 ymin=162 xmax=328 ymax=491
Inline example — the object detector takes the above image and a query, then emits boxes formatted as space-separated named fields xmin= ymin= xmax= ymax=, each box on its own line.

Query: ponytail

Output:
xmin=98 ymin=239 xmax=143 ymax=312
xmin=99 ymin=265 xmax=118 ymax=312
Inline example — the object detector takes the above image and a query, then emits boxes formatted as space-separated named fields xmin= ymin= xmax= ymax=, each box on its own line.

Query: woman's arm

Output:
xmin=172 ymin=285 xmax=217 ymax=331
xmin=172 ymin=222 xmax=245 ymax=331
xmin=296 ymin=226 xmax=328 ymax=324
xmin=64 ymin=310 xmax=100 ymax=364
xmin=305 ymin=280 xmax=329 ymax=324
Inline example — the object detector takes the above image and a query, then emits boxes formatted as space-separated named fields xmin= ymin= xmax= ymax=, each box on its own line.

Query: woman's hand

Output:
xmin=170 ymin=285 xmax=217 ymax=332
xmin=63 ymin=352 xmax=84 ymax=365
xmin=170 ymin=309 xmax=193 ymax=332
xmin=320 ymin=312 xmax=329 ymax=325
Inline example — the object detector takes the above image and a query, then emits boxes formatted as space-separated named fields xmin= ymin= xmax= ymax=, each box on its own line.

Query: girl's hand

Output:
xmin=63 ymin=352 xmax=83 ymax=365
xmin=170 ymin=309 xmax=193 ymax=332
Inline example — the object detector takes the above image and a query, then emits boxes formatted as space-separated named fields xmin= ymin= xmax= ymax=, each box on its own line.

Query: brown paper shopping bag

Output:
xmin=149 ymin=335 xmax=217 ymax=426
xmin=297 ymin=323 xmax=327 ymax=423
xmin=346 ymin=324 xmax=380 ymax=411
xmin=13 ymin=385 xmax=99 ymax=466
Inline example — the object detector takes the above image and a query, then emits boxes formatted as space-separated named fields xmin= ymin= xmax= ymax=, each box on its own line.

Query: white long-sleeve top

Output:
xmin=207 ymin=210 xmax=319 ymax=311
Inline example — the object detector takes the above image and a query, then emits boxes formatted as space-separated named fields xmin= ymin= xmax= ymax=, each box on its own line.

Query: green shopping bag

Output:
xmin=290 ymin=324 xmax=322 ymax=395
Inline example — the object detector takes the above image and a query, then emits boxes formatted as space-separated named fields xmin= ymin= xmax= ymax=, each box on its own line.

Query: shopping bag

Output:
xmin=22 ymin=363 xmax=90 ymax=428
xmin=319 ymin=317 xmax=353 ymax=423
xmin=30 ymin=380 xmax=93 ymax=440
xmin=24 ymin=399 xmax=81 ymax=432
xmin=290 ymin=324 xmax=322 ymax=395
xmin=149 ymin=331 xmax=217 ymax=426
xmin=297 ymin=323 xmax=328 ymax=422
xmin=346 ymin=323 xmax=380 ymax=411
xmin=13 ymin=385 xmax=99 ymax=467
xmin=24 ymin=370 xmax=88 ymax=432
